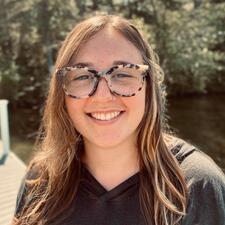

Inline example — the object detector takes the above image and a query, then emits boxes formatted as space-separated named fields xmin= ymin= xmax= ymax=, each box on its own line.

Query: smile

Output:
xmin=87 ymin=111 xmax=124 ymax=121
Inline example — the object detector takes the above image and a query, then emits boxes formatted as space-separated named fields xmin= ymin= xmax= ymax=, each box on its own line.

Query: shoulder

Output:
xmin=14 ymin=164 xmax=43 ymax=218
xmin=169 ymin=136 xmax=225 ymax=184
xmin=168 ymin=136 xmax=225 ymax=225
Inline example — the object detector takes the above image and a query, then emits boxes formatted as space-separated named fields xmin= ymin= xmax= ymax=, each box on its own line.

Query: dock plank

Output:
xmin=0 ymin=142 xmax=26 ymax=225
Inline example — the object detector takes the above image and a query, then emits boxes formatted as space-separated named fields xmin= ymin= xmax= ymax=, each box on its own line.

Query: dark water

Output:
xmin=167 ymin=94 xmax=225 ymax=171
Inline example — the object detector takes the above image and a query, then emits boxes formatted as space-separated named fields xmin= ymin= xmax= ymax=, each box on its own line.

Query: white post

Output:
xmin=0 ymin=99 xmax=10 ymax=156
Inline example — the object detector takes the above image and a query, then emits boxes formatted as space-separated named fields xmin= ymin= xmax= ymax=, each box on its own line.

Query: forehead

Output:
xmin=71 ymin=27 xmax=143 ymax=69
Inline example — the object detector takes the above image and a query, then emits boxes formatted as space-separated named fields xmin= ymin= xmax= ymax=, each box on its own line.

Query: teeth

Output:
xmin=91 ymin=111 xmax=122 ymax=121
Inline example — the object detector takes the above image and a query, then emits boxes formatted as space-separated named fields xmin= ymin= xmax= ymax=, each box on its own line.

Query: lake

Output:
xmin=167 ymin=94 xmax=225 ymax=171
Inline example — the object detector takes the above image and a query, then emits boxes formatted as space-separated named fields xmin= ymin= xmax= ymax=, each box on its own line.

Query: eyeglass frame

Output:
xmin=56 ymin=63 xmax=149 ymax=99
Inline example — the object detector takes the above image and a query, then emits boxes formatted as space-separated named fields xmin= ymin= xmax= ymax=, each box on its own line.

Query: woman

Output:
xmin=12 ymin=14 xmax=225 ymax=225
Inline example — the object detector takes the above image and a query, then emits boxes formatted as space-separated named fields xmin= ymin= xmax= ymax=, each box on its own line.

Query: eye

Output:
xmin=113 ymin=73 xmax=133 ymax=78
xmin=73 ymin=75 xmax=92 ymax=81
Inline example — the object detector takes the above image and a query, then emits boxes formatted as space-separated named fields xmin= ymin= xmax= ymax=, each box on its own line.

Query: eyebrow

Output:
xmin=72 ymin=60 xmax=134 ymax=68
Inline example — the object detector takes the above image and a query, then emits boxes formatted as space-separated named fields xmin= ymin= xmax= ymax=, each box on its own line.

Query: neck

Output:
xmin=81 ymin=138 xmax=140 ymax=190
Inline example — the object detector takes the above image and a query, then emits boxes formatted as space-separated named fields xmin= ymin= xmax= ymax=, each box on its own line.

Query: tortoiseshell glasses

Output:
xmin=56 ymin=63 xmax=149 ymax=99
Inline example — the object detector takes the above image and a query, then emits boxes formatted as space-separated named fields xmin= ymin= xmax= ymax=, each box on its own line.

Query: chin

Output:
xmin=84 ymin=136 xmax=128 ymax=149
xmin=94 ymin=139 xmax=122 ymax=148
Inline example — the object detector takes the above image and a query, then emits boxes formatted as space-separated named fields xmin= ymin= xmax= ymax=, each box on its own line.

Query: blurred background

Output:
xmin=0 ymin=0 xmax=225 ymax=171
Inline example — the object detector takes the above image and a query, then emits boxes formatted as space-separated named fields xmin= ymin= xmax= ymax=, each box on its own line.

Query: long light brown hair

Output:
xmin=12 ymin=14 xmax=187 ymax=225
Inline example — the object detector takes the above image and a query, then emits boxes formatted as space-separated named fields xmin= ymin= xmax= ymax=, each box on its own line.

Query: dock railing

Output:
xmin=0 ymin=99 xmax=10 ymax=158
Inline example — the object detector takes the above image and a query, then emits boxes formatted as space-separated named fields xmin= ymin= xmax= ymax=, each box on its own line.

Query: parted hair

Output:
xmin=12 ymin=14 xmax=187 ymax=225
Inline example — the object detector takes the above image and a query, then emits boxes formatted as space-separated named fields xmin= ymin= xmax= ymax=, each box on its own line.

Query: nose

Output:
xmin=92 ymin=77 xmax=115 ymax=100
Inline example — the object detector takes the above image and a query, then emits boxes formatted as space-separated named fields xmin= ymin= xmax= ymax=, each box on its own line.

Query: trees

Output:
xmin=0 ymin=0 xmax=79 ymax=135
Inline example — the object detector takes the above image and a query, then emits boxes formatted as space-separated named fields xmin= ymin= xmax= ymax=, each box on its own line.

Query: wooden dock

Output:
xmin=0 ymin=141 xmax=26 ymax=225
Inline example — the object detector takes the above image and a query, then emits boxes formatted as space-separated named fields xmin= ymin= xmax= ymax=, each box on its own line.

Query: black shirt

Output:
xmin=14 ymin=137 xmax=225 ymax=225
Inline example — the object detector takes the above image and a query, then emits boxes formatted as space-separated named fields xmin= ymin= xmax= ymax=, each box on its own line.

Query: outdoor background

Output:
xmin=0 ymin=0 xmax=225 ymax=170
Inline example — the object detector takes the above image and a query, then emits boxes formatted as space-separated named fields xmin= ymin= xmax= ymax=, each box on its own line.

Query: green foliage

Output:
xmin=0 ymin=0 xmax=225 ymax=136
xmin=163 ymin=1 xmax=225 ymax=94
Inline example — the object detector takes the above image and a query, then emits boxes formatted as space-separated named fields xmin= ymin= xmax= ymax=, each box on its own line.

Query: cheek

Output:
xmin=65 ymin=97 xmax=84 ymax=125
xmin=125 ymin=90 xmax=146 ymax=122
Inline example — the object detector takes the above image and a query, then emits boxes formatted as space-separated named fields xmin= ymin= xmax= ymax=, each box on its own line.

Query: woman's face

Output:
xmin=65 ymin=27 xmax=146 ymax=149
